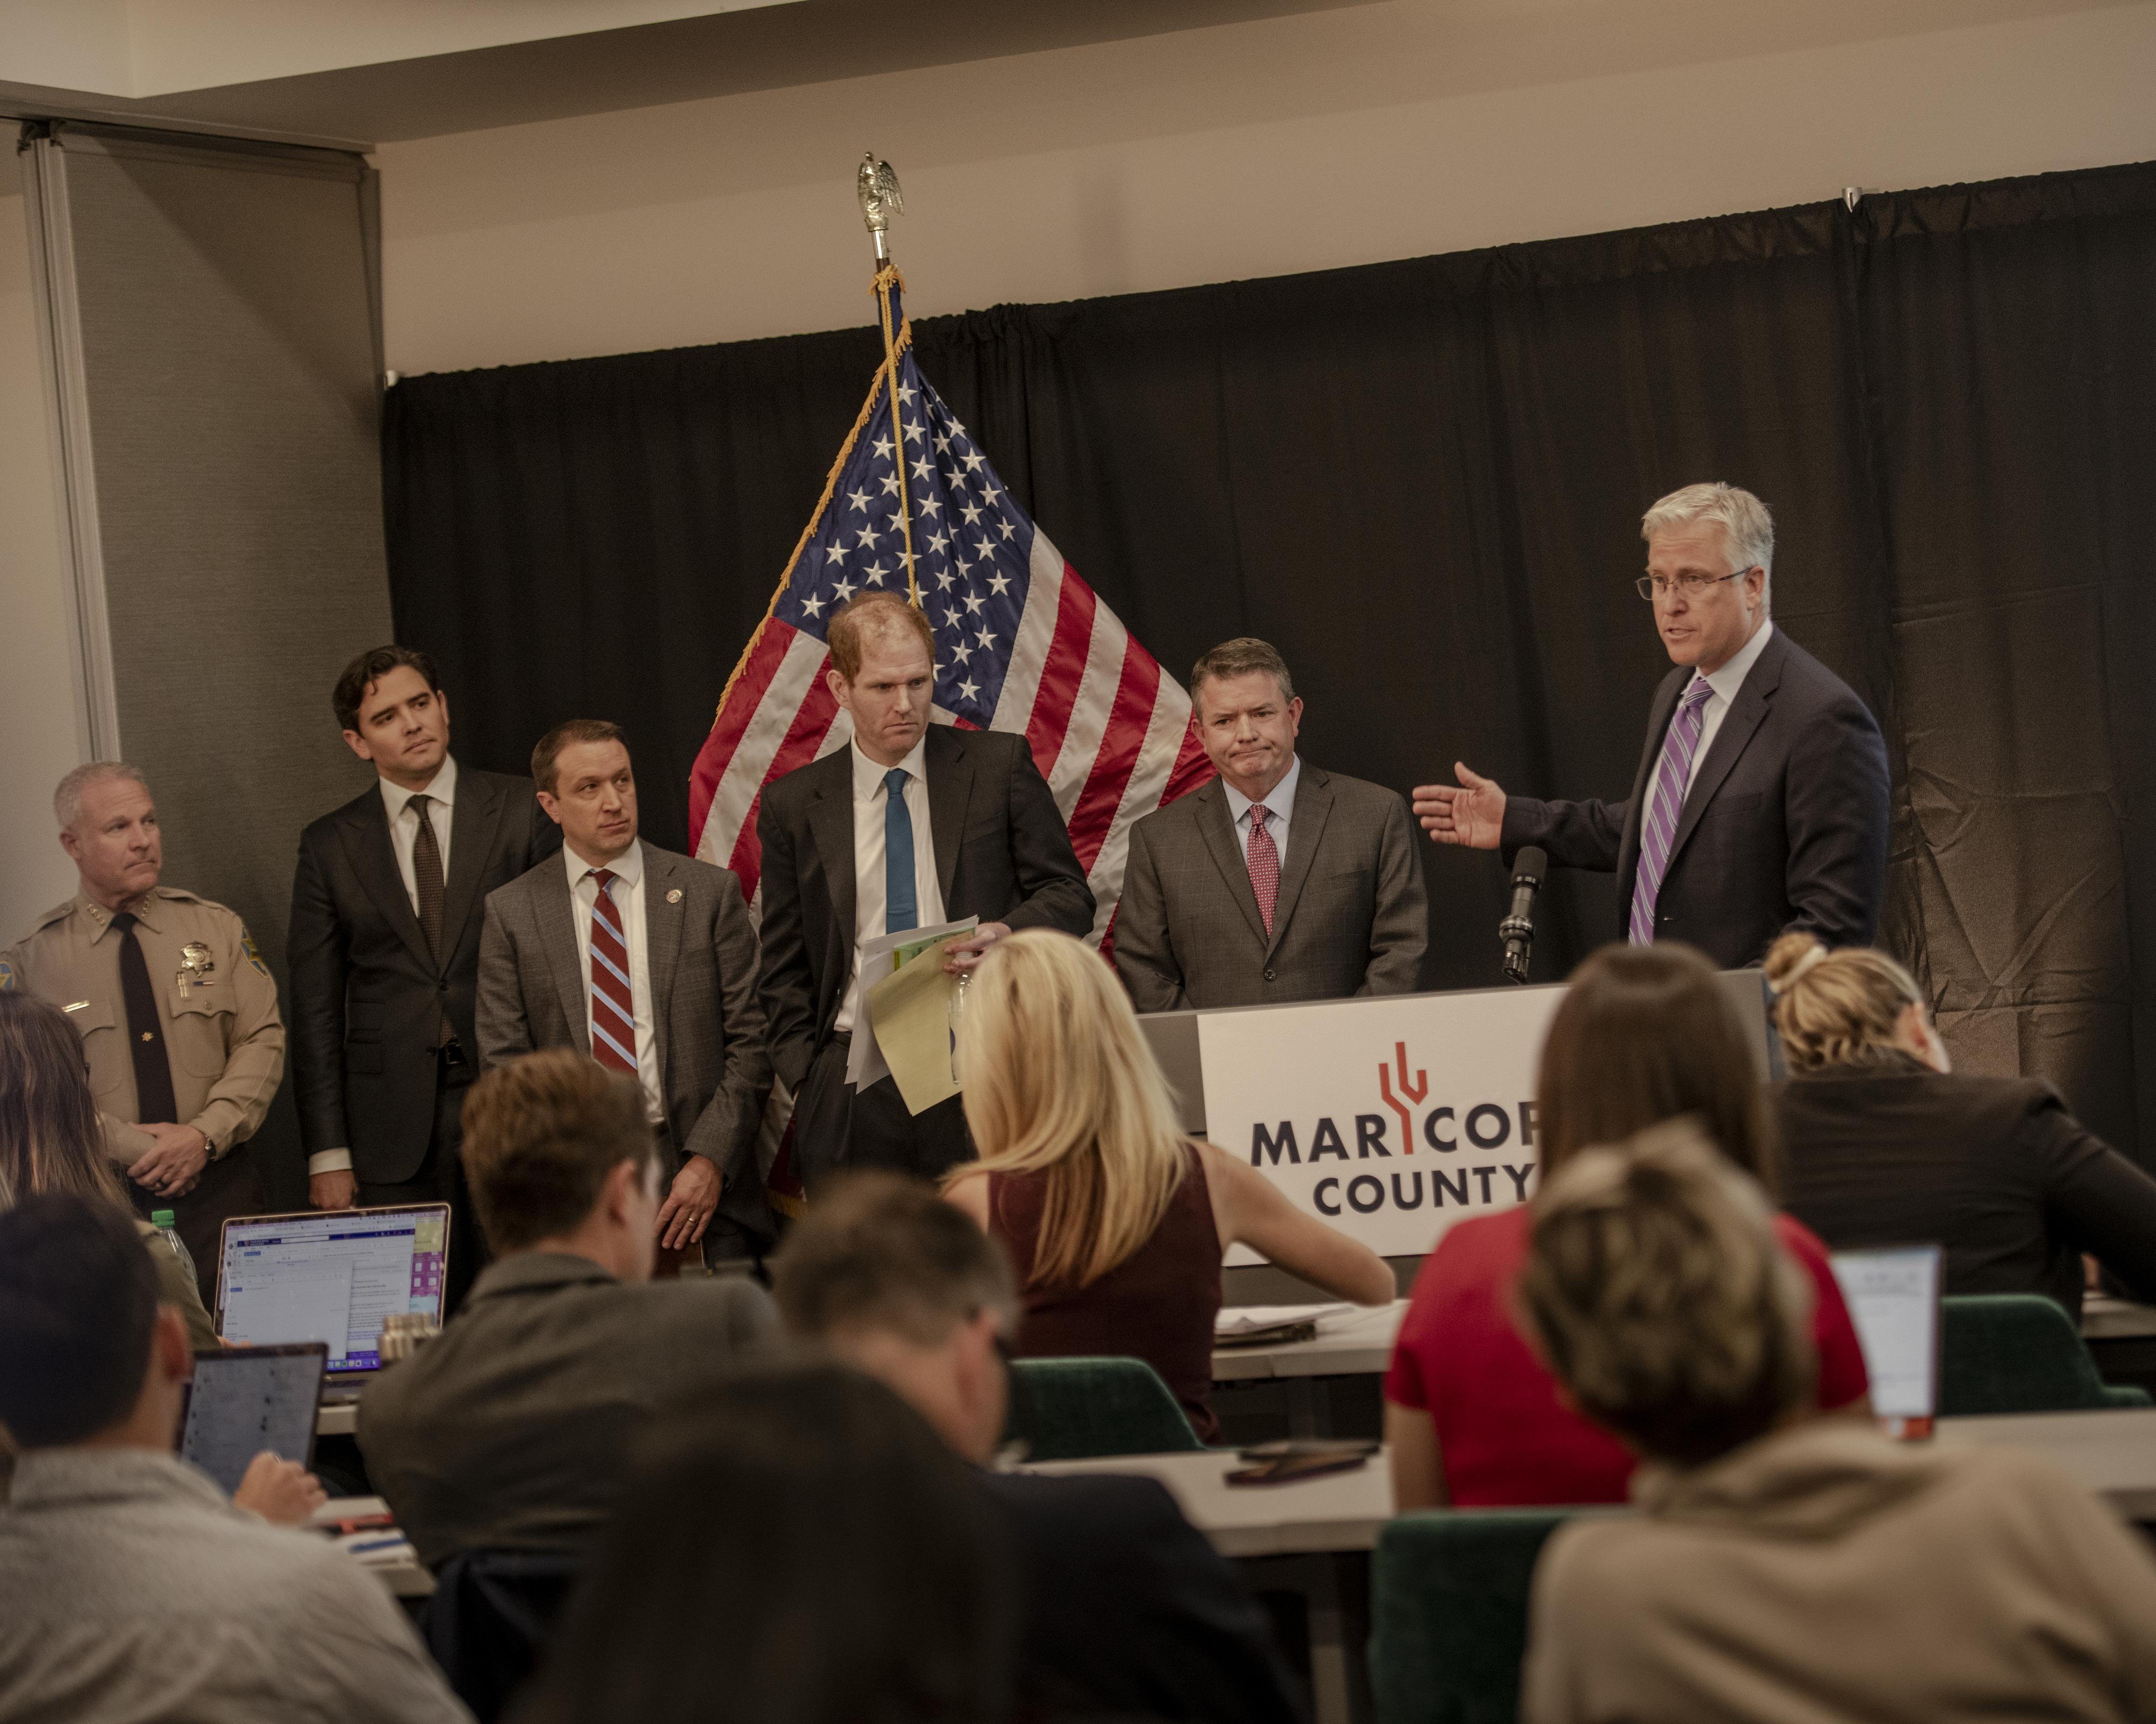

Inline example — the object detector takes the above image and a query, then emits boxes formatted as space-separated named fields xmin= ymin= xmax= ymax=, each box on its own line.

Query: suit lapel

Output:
xmin=1669 ymin=630 xmax=1786 ymax=862
xmin=806 ymin=758 xmax=857 ymax=953
xmin=1192 ymin=781 xmax=1269 ymax=945
xmin=335 ymin=794 xmax=434 ymax=973
xmin=642 ymin=848 xmax=684 ymax=1082
xmin=925 ymin=726 xmax=972 ymax=910
xmin=1265 ymin=768 xmax=1333 ymax=958
xmin=440 ymin=771 xmax=502 ymax=960
xmin=535 ymin=864 xmax=590 ymax=1057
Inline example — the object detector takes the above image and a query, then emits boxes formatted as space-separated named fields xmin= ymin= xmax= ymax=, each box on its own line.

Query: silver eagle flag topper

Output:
xmin=857 ymin=152 xmax=903 ymax=260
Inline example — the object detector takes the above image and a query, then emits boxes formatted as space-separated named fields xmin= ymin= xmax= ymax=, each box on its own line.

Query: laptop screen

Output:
xmin=178 ymin=1344 xmax=325 ymax=1494
xmin=1829 ymin=1244 xmax=1944 ymax=1422
xmin=217 ymin=1205 xmax=450 ymax=1375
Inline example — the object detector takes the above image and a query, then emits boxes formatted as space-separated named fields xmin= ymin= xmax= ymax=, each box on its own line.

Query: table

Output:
xmin=1212 ymin=1301 xmax=1407 ymax=1385
xmin=317 ymin=1400 xmax=357 ymax=1438
xmin=1936 ymin=1407 xmax=2156 ymax=1518
xmin=1028 ymin=1446 xmax=1392 ymax=1724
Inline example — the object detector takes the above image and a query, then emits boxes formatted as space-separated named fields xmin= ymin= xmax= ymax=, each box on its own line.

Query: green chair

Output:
xmin=1369 ymin=1508 xmax=1584 ymax=1724
xmin=1004 ymin=1356 xmax=1205 ymax=1460
xmin=1939 ymin=1293 xmax=2152 ymax=1415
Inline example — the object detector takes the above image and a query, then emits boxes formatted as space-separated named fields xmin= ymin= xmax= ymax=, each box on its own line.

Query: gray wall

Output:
xmin=23 ymin=121 xmax=392 ymax=1204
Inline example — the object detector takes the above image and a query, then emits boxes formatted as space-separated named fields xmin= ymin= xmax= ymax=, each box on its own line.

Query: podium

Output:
xmin=1138 ymin=969 xmax=1780 ymax=1301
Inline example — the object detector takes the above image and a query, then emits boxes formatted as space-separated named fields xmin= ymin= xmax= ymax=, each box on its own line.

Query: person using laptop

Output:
xmin=771 ymin=1172 xmax=1302 ymax=1724
xmin=1516 ymin=1120 xmax=2156 ymax=1724
xmin=0 ymin=1193 xmax=467 ymax=1724
xmin=358 ymin=1049 xmax=777 ymax=1569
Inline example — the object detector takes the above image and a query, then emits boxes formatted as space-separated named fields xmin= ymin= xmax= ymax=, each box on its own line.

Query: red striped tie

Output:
xmin=586 ymin=870 xmax=638 ymax=1075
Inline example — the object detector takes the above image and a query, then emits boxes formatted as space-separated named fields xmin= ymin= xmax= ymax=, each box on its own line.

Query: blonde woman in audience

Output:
xmin=944 ymin=929 xmax=1393 ymax=1442
xmin=1768 ymin=931 xmax=2156 ymax=1315
xmin=1517 ymin=1119 xmax=2156 ymax=1724
xmin=0 ymin=992 xmax=215 ymax=1349
xmin=1385 ymin=941 xmax=1869 ymax=1508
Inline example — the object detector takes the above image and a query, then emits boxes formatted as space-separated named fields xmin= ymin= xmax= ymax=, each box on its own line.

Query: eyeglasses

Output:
xmin=1635 ymin=567 xmax=1754 ymax=601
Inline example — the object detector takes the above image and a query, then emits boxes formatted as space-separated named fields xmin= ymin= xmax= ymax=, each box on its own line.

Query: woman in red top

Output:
xmin=1385 ymin=942 xmax=1870 ymax=1507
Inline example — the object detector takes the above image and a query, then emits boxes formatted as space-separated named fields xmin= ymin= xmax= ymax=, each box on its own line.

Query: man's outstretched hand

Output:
xmin=1412 ymin=763 xmax=1507 ymax=850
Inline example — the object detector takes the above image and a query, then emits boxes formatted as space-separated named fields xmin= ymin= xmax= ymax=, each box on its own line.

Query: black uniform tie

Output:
xmin=409 ymin=793 xmax=446 ymax=959
xmin=109 ymin=911 xmax=179 ymax=1124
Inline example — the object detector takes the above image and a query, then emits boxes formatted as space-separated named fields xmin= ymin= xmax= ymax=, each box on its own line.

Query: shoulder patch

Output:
xmin=0 ymin=956 xmax=16 ymax=993
xmin=240 ymin=926 xmax=270 ymax=976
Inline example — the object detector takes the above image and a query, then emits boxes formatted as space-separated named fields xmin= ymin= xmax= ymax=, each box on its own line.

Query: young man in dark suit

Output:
xmin=1116 ymin=636 xmax=1427 ymax=1012
xmin=756 ymin=593 xmax=1094 ymax=1190
xmin=476 ymin=719 xmax=773 ymax=1265
xmin=288 ymin=646 xmax=559 ymax=1310
xmin=771 ymin=1174 xmax=1302 ymax=1724
xmin=1415 ymin=482 xmax=1890 ymax=968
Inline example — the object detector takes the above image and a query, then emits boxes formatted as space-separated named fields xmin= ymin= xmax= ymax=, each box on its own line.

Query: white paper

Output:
xmin=1829 ymin=1245 xmax=1943 ymax=1420
xmin=847 ymin=916 xmax=979 ymax=1089
xmin=1215 ymin=1303 xmax=1355 ymax=1337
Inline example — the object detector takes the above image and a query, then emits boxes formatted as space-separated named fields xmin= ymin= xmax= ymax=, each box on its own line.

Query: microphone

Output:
xmin=1499 ymin=847 xmax=1548 ymax=985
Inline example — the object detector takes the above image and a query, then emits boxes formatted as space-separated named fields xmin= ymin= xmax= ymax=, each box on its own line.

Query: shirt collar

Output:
xmin=1221 ymin=754 xmax=1302 ymax=829
xmin=564 ymin=835 xmax=642 ymax=889
xmin=378 ymin=754 xmax=459 ymax=824
xmin=851 ymin=735 xmax=930 ymax=800
xmin=7 ymin=1448 xmax=230 ymax=1514
xmin=1699 ymin=619 xmax=1774 ymax=705
xmin=466 ymin=1250 xmax=622 ymax=1303
xmin=80 ymin=891 xmax=162 ymax=942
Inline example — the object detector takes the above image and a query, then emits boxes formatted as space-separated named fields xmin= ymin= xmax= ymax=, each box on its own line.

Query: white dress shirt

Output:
xmin=308 ymin=757 xmax=462 ymax=1179
xmin=1686 ymin=620 xmax=1776 ymax=795
xmin=377 ymin=754 xmax=457 ymax=917
xmin=564 ymin=839 xmax=667 ymax=1128
xmin=835 ymin=736 xmax=946 ymax=1036
xmin=1221 ymin=753 xmax=1303 ymax=869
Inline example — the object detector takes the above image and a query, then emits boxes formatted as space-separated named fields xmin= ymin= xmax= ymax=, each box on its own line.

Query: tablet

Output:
xmin=1829 ymin=1244 xmax=1944 ymax=1437
xmin=177 ymin=1343 xmax=327 ymax=1495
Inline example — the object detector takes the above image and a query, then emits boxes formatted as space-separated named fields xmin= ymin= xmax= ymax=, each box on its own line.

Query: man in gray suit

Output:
xmin=359 ymin=1050 xmax=776 ymax=1568
xmin=1115 ymin=638 xmax=1427 ymax=1012
xmin=477 ymin=719 xmax=773 ymax=1263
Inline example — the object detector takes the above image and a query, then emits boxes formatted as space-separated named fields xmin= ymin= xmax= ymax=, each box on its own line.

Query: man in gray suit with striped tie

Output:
xmin=1114 ymin=638 xmax=1428 ymax=1013
xmin=477 ymin=720 xmax=773 ymax=1265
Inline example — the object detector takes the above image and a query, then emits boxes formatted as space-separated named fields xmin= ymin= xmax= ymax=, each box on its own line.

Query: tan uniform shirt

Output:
xmin=0 ymin=888 xmax=285 ymax=1165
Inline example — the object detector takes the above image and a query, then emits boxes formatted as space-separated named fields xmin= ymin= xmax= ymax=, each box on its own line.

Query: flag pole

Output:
xmin=858 ymin=153 xmax=921 ymax=610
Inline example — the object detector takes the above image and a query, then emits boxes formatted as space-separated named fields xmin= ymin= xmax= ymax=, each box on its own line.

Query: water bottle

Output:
xmin=149 ymin=1209 xmax=197 ymax=1291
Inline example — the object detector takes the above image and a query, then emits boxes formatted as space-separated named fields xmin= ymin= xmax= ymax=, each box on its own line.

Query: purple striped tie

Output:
xmin=1628 ymin=677 xmax=1716 ymax=945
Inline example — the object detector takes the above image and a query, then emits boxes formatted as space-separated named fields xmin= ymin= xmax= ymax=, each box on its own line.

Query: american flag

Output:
xmin=688 ymin=283 xmax=1212 ymax=942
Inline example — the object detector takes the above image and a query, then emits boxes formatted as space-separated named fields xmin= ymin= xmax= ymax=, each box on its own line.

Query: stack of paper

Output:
xmin=1214 ymin=1303 xmax=1355 ymax=1339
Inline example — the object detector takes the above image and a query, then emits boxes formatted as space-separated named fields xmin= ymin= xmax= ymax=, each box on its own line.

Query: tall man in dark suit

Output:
xmin=757 ymin=593 xmax=1094 ymax=1190
xmin=477 ymin=719 xmax=773 ymax=1264
xmin=289 ymin=646 xmax=559 ymax=1310
xmin=1116 ymin=636 xmax=1427 ymax=1011
xmin=1415 ymin=483 xmax=1890 ymax=968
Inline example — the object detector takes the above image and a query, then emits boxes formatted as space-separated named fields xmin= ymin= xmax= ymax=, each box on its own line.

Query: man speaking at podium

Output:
xmin=1116 ymin=637 xmax=1426 ymax=1010
xmin=1415 ymin=484 xmax=1889 ymax=969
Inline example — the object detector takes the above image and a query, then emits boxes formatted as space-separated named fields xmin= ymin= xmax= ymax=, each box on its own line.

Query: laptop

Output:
xmin=1829 ymin=1243 xmax=1945 ymax=1439
xmin=178 ymin=1342 xmax=327 ymax=1494
xmin=215 ymin=1203 xmax=451 ymax=1402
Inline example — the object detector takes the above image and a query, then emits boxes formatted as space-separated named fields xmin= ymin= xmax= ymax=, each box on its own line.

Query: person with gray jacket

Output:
xmin=477 ymin=718 xmax=773 ymax=1262
xmin=359 ymin=1051 xmax=777 ymax=1570
xmin=1115 ymin=638 xmax=1426 ymax=1013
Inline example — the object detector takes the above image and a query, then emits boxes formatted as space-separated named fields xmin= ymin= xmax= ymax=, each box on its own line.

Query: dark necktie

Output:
xmin=585 ymin=870 xmax=638 ymax=1075
xmin=109 ymin=911 xmax=179 ymax=1124
xmin=884 ymin=767 xmax=918 ymax=934
xmin=1247 ymin=805 xmax=1281 ymax=936
xmin=409 ymin=793 xmax=446 ymax=959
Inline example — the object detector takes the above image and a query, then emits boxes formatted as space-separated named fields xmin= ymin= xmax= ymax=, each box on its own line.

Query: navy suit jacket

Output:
xmin=1502 ymin=627 xmax=1889 ymax=968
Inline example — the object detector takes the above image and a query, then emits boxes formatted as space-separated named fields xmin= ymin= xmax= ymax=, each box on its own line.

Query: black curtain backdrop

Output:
xmin=385 ymin=161 xmax=2156 ymax=1161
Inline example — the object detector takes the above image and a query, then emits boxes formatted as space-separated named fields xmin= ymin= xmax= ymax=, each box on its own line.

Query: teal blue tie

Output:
xmin=884 ymin=766 xmax=918 ymax=933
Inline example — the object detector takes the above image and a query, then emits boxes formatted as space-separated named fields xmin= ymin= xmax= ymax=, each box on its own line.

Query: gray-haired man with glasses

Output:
xmin=1413 ymin=482 xmax=1889 ymax=968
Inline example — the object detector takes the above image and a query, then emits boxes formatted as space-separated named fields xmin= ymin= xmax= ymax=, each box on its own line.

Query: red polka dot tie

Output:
xmin=1247 ymin=805 xmax=1281 ymax=936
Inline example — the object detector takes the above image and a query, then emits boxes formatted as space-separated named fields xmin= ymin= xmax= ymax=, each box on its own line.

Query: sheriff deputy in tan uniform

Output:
xmin=1 ymin=761 xmax=284 ymax=1304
